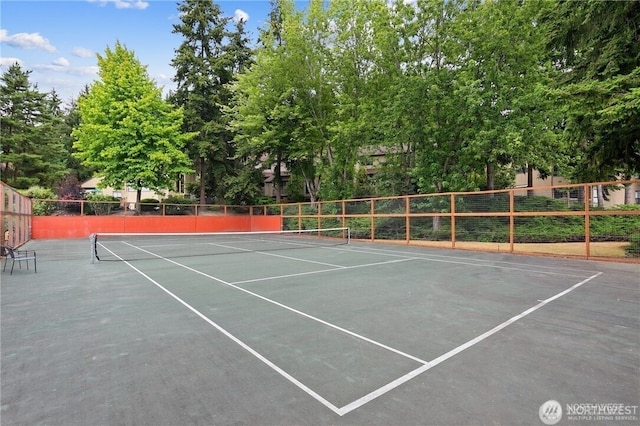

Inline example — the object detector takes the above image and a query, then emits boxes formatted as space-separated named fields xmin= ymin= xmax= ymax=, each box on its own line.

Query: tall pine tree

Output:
xmin=0 ymin=64 xmax=67 ymax=189
xmin=171 ymin=0 xmax=252 ymax=203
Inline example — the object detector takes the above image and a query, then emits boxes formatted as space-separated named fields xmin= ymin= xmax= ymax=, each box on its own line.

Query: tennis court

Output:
xmin=2 ymin=232 xmax=639 ymax=425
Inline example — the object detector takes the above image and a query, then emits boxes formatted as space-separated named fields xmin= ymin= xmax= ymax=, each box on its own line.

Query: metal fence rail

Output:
xmin=276 ymin=181 xmax=640 ymax=261
xmin=4 ymin=180 xmax=639 ymax=261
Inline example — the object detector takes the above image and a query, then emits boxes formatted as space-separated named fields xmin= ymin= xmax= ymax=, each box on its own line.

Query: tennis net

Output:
xmin=90 ymin=227 xmax=350 ymax=262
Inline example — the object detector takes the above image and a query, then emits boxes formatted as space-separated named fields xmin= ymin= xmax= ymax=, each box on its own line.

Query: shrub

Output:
xmin=21 ymin=186 xmax=56 ymax=216
xmin=162 ymin=196 xmax=194 ymax=215
xmin=625 ymin=232 xmax=640 ymax=257
xmin=55 ymin=175 xmax=83 ymax=200
xmin=140 ymin=198 xmax=160 ymax=212
xmin=85 ymin=194 xmax=120 ymax=215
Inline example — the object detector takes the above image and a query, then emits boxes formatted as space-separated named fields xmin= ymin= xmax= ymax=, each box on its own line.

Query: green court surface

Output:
xmin=2 ymin=237 xmax=639 ymax=425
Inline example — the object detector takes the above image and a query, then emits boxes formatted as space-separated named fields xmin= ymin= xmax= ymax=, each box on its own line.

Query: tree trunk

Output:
xmin=136 ymin=188 xmax=142 ymax=214
xmin=199 ymin=156 xmax=206 ymax=205
xmin=433 ymin=216 xmax=441 ymax=233
xmin=486 ymin=162 xmax=495 ymax=191
xmin=433 ymin=180 xmax=443 ymax=232
xmin=274 ymin=152 xmax=282 ymax=203
xmin=625 ymin=184 xmax=633 ymax=205
xmin=597 ymin=184 xmax=604 ymax=208
xmin=527 ymin=164 xmax=534 ymax=197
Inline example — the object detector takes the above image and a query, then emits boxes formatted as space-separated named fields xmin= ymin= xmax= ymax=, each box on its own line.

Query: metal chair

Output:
xmin=1 ymin=246 xmax=37 ymax=275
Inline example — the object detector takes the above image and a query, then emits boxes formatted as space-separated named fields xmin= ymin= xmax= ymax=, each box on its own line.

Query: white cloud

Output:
xmin=234 ymin=9 xmax=249 ymax=23
xmin=89 ymin=0 xmax=149 ymax=10
xmin=0 ymin=29 xmax=56 ymax=52
xmin=114 ymin=0 xmax=148 ymax=10
xmin=72 ymin=47 xmax=94 ymax=58
xmin=52 ymin=57 xmax=70 ymax=67
xmin=153 ymin=72 xmax=169 ymax=81
xmin=34 ymin=63 xmax=99 ymax=77
xmin=88 ymin=0 xmax=149 ymax=10
xmin=0 ymin=57 xmax=23 ymax=67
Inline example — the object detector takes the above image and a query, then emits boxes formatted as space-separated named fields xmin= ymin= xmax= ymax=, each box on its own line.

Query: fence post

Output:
xmin=406 ymin=196 xmax=410 ymax=244
xmin=450 ymin=194 xmax=456 ymax=248
xmin=371 ymin=199 xmax=375 ymax=242
xmin=585 ymin=183 xmax=591 ymax=258
xmin=509 ymin=189 xmax=515 ymax=253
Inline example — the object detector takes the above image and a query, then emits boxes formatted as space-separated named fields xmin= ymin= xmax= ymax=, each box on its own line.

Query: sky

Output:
xmin=0 ymin=0 xmax=294 ymax=106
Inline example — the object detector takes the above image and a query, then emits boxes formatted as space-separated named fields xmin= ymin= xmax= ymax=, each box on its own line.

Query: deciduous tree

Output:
xmin=72 ymin=42 xmax=193 ymax=211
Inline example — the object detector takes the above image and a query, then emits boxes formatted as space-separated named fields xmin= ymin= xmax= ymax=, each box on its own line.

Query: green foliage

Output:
xmin=171 ymin=0 xmax=253 ymax=202
xmin=0 ymin=64 xmax=68 ymax=189
xmin=162 ymin=196 xmax=194 ymax=215
xmin=21 ymin=186 xmax=57 ymax=216
xmin=608 ymin=204 xmax=640 ymax=212
xmin=3 ymin=0 xmax=639 ymax=206
xmin=513 ymin=195 xmax=573 ymax=212
xmin=139 ymin=198 xmax=160 ymax=212
xmin=72 ymin=42 xmax=193 ymax=205
xmin=223 ymin=165 xmax=263 ymax=205
xmin=392 ymin=195 xmax=639 ymax=245
xmin=284 ymin=174 xmax=308 ymax=203
xmin=22 ymin=186 xmax=56 ymax=199
xmin=625 ymin=233 xmax=640 ymax=258
xmin=85 ymin=193 xmax=120 ymax=216
xmin=543 ymin=0 xmax=640 ymax=180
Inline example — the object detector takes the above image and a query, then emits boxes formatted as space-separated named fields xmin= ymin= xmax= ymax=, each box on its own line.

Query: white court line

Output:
xmin=425 ymin=271 xmax=604 ymax=370
xmin=231 ymin=257 xmax=416 ymax=285
xmin=344 ymin=244 xmax=605 ymax=273
xmin=328 ymin=245 xmax=598 ymax=278
xmin=98 ymin=244 xmax=344 ymax=415
xmin=101 ymin=242 xmax=604 ymax=416
xmin=337 ymin=243 xmax=585 ymax=267
xmin=207 ymin=241 xmax=348 ymax=269
xmin=337 ymin=271 xmax=604 ymax=415
xmin=118 ymin=242 xmax=429 ymax=364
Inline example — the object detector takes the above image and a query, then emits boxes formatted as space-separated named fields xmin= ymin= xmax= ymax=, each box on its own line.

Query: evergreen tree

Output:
xmin=0 ymin=63 xmax=67 ymax=189
xmin=544 ymin=0 xmax=640 ymax=180
xmin=171 ymin=0 xmax=245 ymax=203
xmin=221 ymin=17 xmax=256 ymax=204
xmin=63 ymin=87 xmax=95 ymax=183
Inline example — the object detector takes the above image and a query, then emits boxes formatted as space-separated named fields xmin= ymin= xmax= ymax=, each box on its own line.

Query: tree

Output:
xmin=229 ymin=0 xmax=323 ymax=203
xmin=170 ymin=0 xmax=249 ymax=203
xmin=229 ymin=10 xmax=301 ymax=203
xmin=375 ymin=0 xmax=468 ymax=195
xmin=221 ymin=17 xmax=256 ymax=204
xmin=72 ymin=42 xmax=193 ymax=211
xmin=454 ymin=0 xmax=558 ymax=191
xmin=0 ymin=64 xmax=67 ymax=188
xmin=544 ymin=0 xmax=640 ymax=181
xmin=64 ymin=86 xmax=96 ymax=182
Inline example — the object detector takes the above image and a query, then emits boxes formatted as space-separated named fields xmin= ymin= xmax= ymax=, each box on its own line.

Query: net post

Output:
xmin=89 ymin=233 xmax=95 ymax=263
